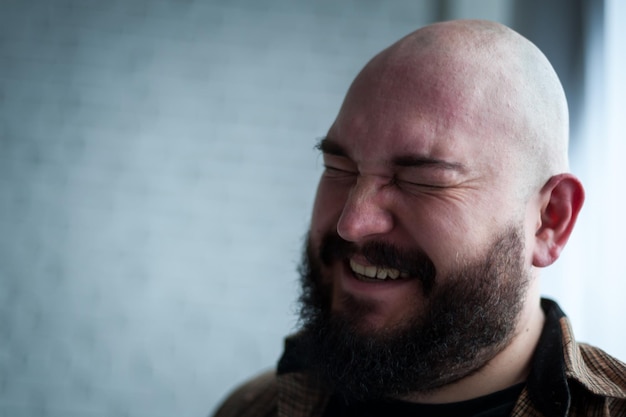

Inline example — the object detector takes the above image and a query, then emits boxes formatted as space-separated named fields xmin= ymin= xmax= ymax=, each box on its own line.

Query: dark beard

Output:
xmin=297 ymin=227 xmax=529 ymax=402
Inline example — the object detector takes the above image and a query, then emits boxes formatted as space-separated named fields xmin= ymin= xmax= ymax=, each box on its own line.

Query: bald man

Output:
xmin=213 ymin=20 xmax=626 ymax=417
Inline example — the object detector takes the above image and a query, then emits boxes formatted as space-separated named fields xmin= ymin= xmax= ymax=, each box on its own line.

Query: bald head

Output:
xmin=338 ymin=19 xmax=569 ymax=197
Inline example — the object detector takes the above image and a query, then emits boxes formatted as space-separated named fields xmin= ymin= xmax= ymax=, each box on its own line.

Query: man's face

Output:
xmin=299 ymin=54 xmax=537 ymax=399
xmin=308 ymin=57 xmax=533 ymax=333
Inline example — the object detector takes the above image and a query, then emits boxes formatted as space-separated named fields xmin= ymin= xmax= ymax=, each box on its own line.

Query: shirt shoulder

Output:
xmin=566 ymin=343 xmax=626 ymax=416
xmin=212 ymin=370 xmax=278 ymax=417
xmin=572 ymin=343 xmax=626 ymax=398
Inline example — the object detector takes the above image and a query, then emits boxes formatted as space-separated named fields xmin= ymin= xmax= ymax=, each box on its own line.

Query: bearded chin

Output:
xmin=296 ymin=227 xmax=530 ymax=402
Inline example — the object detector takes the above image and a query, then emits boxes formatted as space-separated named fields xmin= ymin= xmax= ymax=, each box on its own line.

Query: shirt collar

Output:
xmin=525 ymin=298 xmax=571 ymax=417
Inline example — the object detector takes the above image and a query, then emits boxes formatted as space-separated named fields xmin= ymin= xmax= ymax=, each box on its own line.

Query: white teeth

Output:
xmin=349 ymin=259 xmax=403 ymax=280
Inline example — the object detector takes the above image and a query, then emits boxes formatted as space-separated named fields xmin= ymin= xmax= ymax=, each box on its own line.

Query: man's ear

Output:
xmin=532 ymin=173 xmax=585 ymax=267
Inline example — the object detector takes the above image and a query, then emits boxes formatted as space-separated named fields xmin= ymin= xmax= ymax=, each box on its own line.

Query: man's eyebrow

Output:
xmin=392 ymin=155 xmax=467 ymax=172
xmin=316 ymin=137 xmax=466 ymax=172
xmin=315 ymin=137 xmax=347 ymax=157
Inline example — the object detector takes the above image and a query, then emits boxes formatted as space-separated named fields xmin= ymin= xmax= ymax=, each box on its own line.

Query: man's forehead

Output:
xmin=337 ymin=46 xmax=498 ymax=150
xmin=327 ymin=78 xmax=491 ymax=168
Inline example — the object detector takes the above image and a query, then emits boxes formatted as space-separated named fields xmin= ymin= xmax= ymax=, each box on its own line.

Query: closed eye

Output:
xmin=322 ymin=153 xmax=358 ymax=178
xmin=395 ymin=178 xmax=450 ymax=193
xmin=395 ymin=168 xmax=458 ymax=191
xmin=323 ymin=164 xmax=357 ymax=177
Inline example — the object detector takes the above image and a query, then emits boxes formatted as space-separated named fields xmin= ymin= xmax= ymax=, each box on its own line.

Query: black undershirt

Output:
xmin=322 ymin=383 xmax=525 ymax=417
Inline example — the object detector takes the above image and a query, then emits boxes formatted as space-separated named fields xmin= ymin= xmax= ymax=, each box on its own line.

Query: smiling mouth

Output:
xmin=349 ymin=259 xmax=410 ymax=281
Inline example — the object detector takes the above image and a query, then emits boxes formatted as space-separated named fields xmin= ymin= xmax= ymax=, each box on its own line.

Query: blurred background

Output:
xmin=0 ymin=0 xmax=624 ymax=415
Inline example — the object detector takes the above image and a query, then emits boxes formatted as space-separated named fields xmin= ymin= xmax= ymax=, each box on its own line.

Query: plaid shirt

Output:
xmin=213 ymin=299 xmax=626 ymax=417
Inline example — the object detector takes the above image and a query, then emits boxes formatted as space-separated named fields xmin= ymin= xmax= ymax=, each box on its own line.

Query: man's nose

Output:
xmin=336 ymin=176 xmax=394 ymax=242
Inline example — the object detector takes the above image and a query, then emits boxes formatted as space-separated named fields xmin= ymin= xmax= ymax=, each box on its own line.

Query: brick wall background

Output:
xmin=5 ymin=1 xmax=617 ymax=417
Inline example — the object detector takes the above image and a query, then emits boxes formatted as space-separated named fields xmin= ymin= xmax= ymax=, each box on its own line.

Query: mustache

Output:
xmin=319 ymin=232 xmax=437 ymax=295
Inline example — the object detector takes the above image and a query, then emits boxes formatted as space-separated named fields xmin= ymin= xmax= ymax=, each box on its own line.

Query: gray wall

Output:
xmin=2 ymin=1 xmax=605 ymax=416
xmin=0 ymin=1 xmax=441 ymax=416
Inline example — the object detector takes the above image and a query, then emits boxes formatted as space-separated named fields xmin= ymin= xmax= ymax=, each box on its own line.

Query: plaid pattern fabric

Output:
xmin=508 ymin=306 xmax=626 ymax=417
xmin=213 ymin=300 xmax=626 ymax=417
